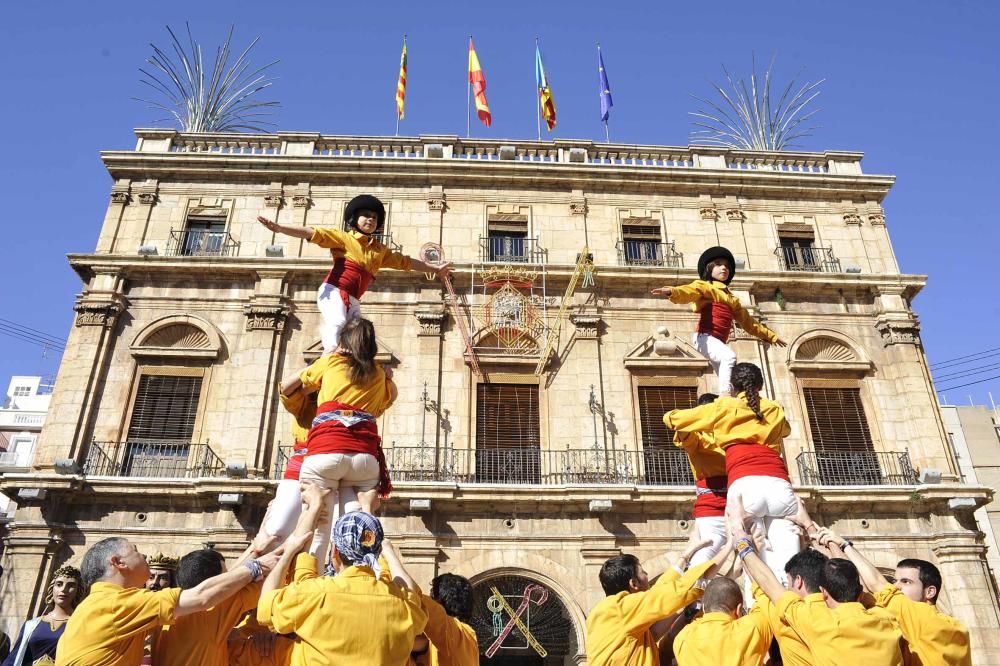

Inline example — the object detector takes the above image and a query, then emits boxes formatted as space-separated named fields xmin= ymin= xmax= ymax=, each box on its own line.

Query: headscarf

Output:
xmin=332 ymin=512 xmax=384 ymax=574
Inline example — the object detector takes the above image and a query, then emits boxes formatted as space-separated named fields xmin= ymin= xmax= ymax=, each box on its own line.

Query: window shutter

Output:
xmin=637 ymin=386 xmax=697 ymax=485
xmin=476 ymin=384 xmax=540 ymax=449
xmin=127 ymin=375 xmax=203 ymax=442
xmin=803 ymin=388 xmax=873 ymax=452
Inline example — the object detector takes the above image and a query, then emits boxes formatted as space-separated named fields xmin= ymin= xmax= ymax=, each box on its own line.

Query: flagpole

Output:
xmin=604 ymin=120 xmax=610 ymax=143
xmin=467 ymin=35 xmax=472 ymax=138
xmin=535 ymin=37 xmax=542 ymax=141
xmin=598 ymin=43 xmax=610 ymax=143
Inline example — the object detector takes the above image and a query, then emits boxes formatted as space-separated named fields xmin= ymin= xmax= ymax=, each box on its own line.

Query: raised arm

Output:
xmin=279 ymin=365 xmax=310 ymax=397
xmin=258 ymin=216 xmax=315 ymax=241
xmin=732 ymin=526 xmax=786 ymax=604
xmin=261 ymin=482 xmax=327 ymax=598
xmin=174 ymin=548 xmax=282 ymax=619
xmin=816 ymin=527 xmax=889 ymax=594
xmin=381 ymin=539 xmax=419 ymax=592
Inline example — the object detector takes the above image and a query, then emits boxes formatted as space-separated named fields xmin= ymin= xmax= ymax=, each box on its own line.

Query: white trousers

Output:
xmin=728 ymin=475 xmax=802 ymax=586
xmin=317 ymin=284 xmax=362 ymax=354
xmin=263 ymin=479 xmax=302 ymax=541
xmin=693 ymin=333 xmax=737 ymax=395
xmin=299 ymin=452 xmax=380 ymax=560
xmin=689 ymin=516 xmax=728 ymax=569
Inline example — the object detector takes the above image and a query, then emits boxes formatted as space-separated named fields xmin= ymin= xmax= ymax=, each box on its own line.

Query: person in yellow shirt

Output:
xmin=815 ymin=527 xmax=971 ymax=665
xmin=733 ymin=525 xmax=907 ymax=666
xmin=228 ymin=612 xmax=294 ymax=666
xmin=760 ymin=548 xmax=829 ymax=666
xmin=258 ymin=483 xmax=428 ymax=666
xmin=151 ymin=548 xmax=265 ymax=666
xmin=585 ymin=535 xmax=733 ymax=666
xmin=673 ymin=576 xmax=772 ymax=666
xmin=55 ymin=536 xmax=281 ymax=666
xmin=651 ymin=246 xmax=785 ymax=395
xmin=258 ymin=194 xmax=451 ymax=353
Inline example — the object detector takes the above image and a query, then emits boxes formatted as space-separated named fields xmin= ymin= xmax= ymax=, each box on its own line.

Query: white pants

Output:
xmin=263 ymin=479 xmax=302 ymax=541
xmin=317 ymin=284 xmax=362 ymax=354
xmin=299 ymin=452 xmax=380 ymax=560
xmin=693 ymin=333 xmax=737 ymax=395
xmin=689 ymin=516 xmax=728 ymax=569
xmin=728 ymin=475 xmax=802 ymax=586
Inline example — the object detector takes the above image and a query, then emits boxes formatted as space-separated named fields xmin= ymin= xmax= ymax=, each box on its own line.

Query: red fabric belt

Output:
xmin=281 ymin=440 xmax=307 ymax=481
xmin=725 ymin=443 xmax=790 ymax=483
xmin=697 ymin=301 xmax=734 ymax=343
xmin=323 ymin=259 xmax=375 ymax=308
xmin=693 ymin=475 xmax=728 ymax=518
xmin=305 ymin=400 xmax=392 ymax=497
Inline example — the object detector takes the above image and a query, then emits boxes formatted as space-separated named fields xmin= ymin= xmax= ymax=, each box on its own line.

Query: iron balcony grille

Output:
xmin=616 ymin=240 xmax=684 ymax=268
xmin=795 ymin=450 xmax=918 ymax=486
xmin=167 ymin=229 xmax=241 ymax=257
xmin=774 ymin=245 xmax=841 ymax=272
xmin=384 ymin=446 xmax=697 ymax=486
xmin=84 ymin=440 xmax=225 ymax=478
xmin=479 ymin=236 xmax=546 ymax=264
xmin=273 ymin=445 xmax=293 ymax=480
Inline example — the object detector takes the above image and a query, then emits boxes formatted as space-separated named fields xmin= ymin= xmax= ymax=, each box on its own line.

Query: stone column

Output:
xmin=0 ymin=506 xmax=65 ymax=633
xmin=95 ymin=180 xmax=132 ymax=253
xmin=933 ymin=540 xmax=1000 ymax=660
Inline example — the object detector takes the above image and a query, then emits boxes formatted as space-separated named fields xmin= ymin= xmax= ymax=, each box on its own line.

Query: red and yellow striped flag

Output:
xmin=468 ymin=38 xmax=492 ymax=127
xmin=395 ymin=38 xmax=407 ymax=120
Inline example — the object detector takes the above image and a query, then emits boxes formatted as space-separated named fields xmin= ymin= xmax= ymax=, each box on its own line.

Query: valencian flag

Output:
xmin=395 ymin=37 xmax=407 ymax=119
xmin=468 ymin=38 xmax=492 ymax=127
xmin=535 ymin=44 xmax=556 ymax=131
xmin=598 ymin=46 xmax=613 ymax=122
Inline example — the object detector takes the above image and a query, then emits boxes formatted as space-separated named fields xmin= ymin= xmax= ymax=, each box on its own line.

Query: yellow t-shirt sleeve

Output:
xmin=299 ymin=358 xmax=326 ymax=394
xmin=665 ymin=402 xmax=720 ymax=436
xmin=667 ymin=280 xmax=713 ymax=304
xmin=309 ymin=227 xmax=348 ymax=250
xmin=618 ymin=560 xmax=711 ymax=634
xmin=732 ymin=303 xmax=779 ymax=344
xmin=379 ymin=249 xmax=413 ymax=271
xmin=122 ymin=587 xmax=182 ymax=632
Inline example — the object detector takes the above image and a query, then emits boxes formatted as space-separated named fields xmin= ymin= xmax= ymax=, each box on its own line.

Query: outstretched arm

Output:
xmin=381 ymin=539 xmax=419 ymax=592
xmin=816 ymin=527 xmax=889 ymax=593
xmin=175 ymin=548 xmax=282 ymax=619
xmin=409 ymin=258 xmax=454 ymax=280
xmin=732 ymin=306 xmax=786 ymax=347
xmin=258 ymin=216 xmax=315 ymax=240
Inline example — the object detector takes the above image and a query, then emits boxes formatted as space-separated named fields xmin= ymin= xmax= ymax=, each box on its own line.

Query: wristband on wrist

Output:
xmin=841 ymin=539 xmax=853 ymax=550
xmin=243 ymin=559 xmax=264 ymax=582
xmin=735 ymin=538 xmax=755 ymax=559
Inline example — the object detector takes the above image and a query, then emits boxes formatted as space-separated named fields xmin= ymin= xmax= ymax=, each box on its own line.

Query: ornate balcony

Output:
xmin=167 ymin=228 xmax=241 ymax=257
xmin=774 ymin=245 xmax=841 ymax=272
xmin=795 ymin=450 xmax=918 ymax=486
xmin=616 ymin=240 xmax=684 ymax=268
xmin=479 ymin=236 xmax=546 ymax=264
xmin=84 ymin=440 xmax=224 ymax=478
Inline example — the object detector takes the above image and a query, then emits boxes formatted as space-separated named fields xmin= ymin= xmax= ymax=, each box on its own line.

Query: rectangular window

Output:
xmin=181 ymin=214 xmax=228 ymax=256
xmin=486 ymin=215 xmax=529 ymax=262
xmin=475 ymin=383 xmax=540 ymax=483
xmin=12 ymin=386 xmax=31 ymax=397
xmin=123 ymin=374 xmax=203 ymax=477
xmin=620 ymin=220 xmax=664 ymax=266
xmin=637 ymin=386 xmax=696 ymax=485
xmin=778 ymin=236 xmax=820 ymax=271
xmin=803 ymin=387 xmax=880 ymax=484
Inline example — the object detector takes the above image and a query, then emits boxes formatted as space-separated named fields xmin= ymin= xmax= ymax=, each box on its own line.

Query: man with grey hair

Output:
xmin=55 ymin=537 xmax=281 ymax=666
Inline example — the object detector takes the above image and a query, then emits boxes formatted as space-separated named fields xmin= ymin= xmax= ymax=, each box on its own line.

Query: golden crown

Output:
xmin=147 ymin=552 xmax=179 ymax=570
xmin=480 ymin=265 xmax=539 ymax=284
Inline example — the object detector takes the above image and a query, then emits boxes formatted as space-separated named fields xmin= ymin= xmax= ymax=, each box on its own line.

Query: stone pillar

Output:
xmin=933 ymin=540 xmax=1000 ymax=660
xmin=0 ymin=507 xmax=65 ymax=634
xmin=110 ymin=180 xmax=157 ymax=254
xmin=95 ymin=180 xmax=132 ymax=253
xmin=580 ymin=546 xmax=620 ymax=611
xmin=399 ymin=544 xmax=442 ymax=592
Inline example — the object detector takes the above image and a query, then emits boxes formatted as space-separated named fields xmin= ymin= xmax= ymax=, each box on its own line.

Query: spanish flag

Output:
xmin=395 ymin=38 xmax=407 ymax=120
xmin=535 ymin=44 xmax=556 ymax=131
xmin=468 ymin=38 xmax=492 ymax=127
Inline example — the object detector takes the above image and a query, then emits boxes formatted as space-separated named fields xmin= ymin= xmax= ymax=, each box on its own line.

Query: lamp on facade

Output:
xmin=17 ymin=488 xmax=47 ymax=501
xmin=138 ymin=244 xmax=158 ymax=256
xmin=919 ymin=468 xmax=942 ymax=485
xmin=218 ymin=493 xmax=243 ymax=506
xmin=54 ymin=458 xmax=81 ymax=475
xmin=265 ymin=245 xmax=284 ymax=257
xmin=224 ymin=462 xmax=248 ymax=479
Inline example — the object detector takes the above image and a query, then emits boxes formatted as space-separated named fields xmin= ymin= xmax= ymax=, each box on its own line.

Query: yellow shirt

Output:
xmin=664 ymin=394 xmax=790 ymax=456
xmin=279 ymin=390 xmax=316 ymax=444
xmin=414 ymin=594 xmax=479 ymax=666
xmin=777 ymin=591 xmax=906 ymax=666
xmin=310 ymin=228 xmax=413 ymax=274
xmin=56 ymin=583 xmax=181 ymax=666
xmin=585 ymin=561 xmax=712 ymax=666
xmin=754 ymin=585 xmax=817 ymax=666
xmin=153 ymin=582 xmax=261 ymax=666
xmin=874 ymin=584 xmax=971 ymax=666
xmin=667 ymin=279 xmax=779 ymax=344
xmin=258 ymin=553 xmax=428 ymax=666
xmin=299 ymin=354 xmax=397 ymax=415
xmin=672 ymin=431 xmax=726 ymax=480
xmin=228 ymin=613 xmax=295 ymax=666
xmin=673 ymin=601 xmax=772 ymax=666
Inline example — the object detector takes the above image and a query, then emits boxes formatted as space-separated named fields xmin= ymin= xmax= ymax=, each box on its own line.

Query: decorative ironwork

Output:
xmin=471 ymin=575 xmax=577 ymax=659
xmin=796 ymin=450 xmax=918 ymax=486
xmin=272 ymin=445 xmax=292 ymax=480
xmin=615 ymin=240 xmax=683 ymax=267
xmin=85 ymin=440 xmax=225 ymax=478
xmin=774 ymin=245 xmax=841 ymax=272
xmin=479 ymin=236 xmax=545 ymax=264
xmin=167 ymin=228 xmax=241 ymax=257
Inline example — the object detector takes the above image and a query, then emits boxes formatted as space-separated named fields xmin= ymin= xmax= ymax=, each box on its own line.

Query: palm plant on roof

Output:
xmin=689 ymin=55 xmax=823 ymax=151
xmin=135 ymin=24 xmax=280 ymax=133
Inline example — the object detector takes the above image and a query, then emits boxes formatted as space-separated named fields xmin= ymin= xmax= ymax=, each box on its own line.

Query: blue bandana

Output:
xmin=332 ymin=512 xmax=383 ymax=574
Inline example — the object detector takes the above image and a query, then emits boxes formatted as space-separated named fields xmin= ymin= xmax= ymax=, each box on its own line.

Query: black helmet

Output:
xmin=697 ymin=246 xmax=736 ymax=284
xmin=344 ymin=195 xmax=386 ymax=234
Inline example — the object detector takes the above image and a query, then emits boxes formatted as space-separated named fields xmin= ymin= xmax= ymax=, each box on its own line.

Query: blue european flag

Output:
xmin=599 ymin=48 xmax=613 ymax=122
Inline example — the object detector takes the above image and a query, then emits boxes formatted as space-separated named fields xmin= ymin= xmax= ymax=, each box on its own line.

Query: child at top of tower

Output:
xmin=258 ymin=194 xmax=452 ymax=353
xmin=651 ymin=246 xmax=786 ymax=395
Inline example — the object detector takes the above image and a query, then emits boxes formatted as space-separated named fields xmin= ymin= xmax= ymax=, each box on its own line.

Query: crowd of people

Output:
xmin=0 ymin=198 xmax=976 ymax=665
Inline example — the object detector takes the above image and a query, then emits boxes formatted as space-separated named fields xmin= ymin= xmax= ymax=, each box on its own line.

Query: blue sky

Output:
xmin=1 ymin=0 xmax=998 ymax=405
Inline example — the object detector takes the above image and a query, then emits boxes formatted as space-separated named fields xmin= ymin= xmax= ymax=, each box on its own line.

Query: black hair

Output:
xmin=784 ymin=548 xmax=828 ymax=593
xmin=697 ymin=392 xmax=719 ymax=406
xmin=897 ymin=558 xmax=943 ymax=603
xmin=820 ymin=558 xmax=862 ymax=603
xmin=599 ymin=554 xmax=640 ymax=595
xmin=731 ymin=362 xmax=765 ymax=421
xmin=176 ymin=549 xmax=226 ymax=589
xmin=431 ymin=573 xmax=474 ymax=623
xmin=338 ymin=318 xmax=379 ymax=383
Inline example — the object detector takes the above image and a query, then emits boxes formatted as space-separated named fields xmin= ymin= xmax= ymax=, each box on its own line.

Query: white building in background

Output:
xmin=0 ymin=376 xmax=53 ymax=515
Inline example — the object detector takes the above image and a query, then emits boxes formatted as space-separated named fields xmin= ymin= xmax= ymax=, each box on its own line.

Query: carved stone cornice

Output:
xmin=843 ymin=212 xmax=863 ymax=226
xmin=415 ymin=309 xmax=447 ymax=336
xmin=110 ymin=190 xmax=130 ymax=205
xmin=264 ymin=194 xmax=283 ymax=208
xmin=868 ymin=213 xmax=886 ymax=226
xmin=136 ymin=192 xmax=158 ymax=206
xmin=699 ymin=207 xmax=719 ymax=222
xmin=725 ymin=209 xmax=746 ymax=223
xmin=291 ymin=195 xmax=311 ymax=208
xmin=244 ymin=299 xmax=291 ymax=331
xmin=875 ymin=315 xmax=921 ymax=347
xmin=569 ymin=201 xmax=588 ymax=216
xmin=73 ymin=295 xmax=125 ymax=328
xmin=427 ymin=196 xmax=447 ymax=212
xmin=570 ymin=313 xmax=601 ymax=339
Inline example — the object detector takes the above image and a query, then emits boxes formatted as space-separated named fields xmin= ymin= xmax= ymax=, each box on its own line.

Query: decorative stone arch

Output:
xmin=787 ymin=329 xmax=873 ymax=375
xmin=302 ymin=338 xmax=398 ymax=365
xmin=129 ymin=314 xmax=225 ymax=360
xmin=450 ymin=551 xmax=588 ymax=660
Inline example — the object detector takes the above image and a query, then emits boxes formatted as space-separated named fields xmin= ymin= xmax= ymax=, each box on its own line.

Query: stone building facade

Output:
xmin=1 ymin=129 xmax=997 ymax=662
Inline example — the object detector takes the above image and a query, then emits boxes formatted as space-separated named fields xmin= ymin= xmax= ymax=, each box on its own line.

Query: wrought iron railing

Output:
xmin=272 ymin=445 xmax=293 ymax=480
xmin=796 ymin=450 xmax=918 ymax=486
xmin=774 ymin=245 xmax=841 ymax=272
xmin=384 ymin=446 xmax=696 ymax=486
xmin=479 ymin=236 xmax=546 ymax=264
xmin=167 ymin=229 xmax=241 ymax=257
xmin=616 ymin=240 xmax=684 ymax=268
xmin=84 ymin=440 xmax=225 ymax=478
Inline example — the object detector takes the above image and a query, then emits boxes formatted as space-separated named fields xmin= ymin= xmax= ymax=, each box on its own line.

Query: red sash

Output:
xmin=282 ymin=439 xmax=307 ymax=481
xmin=693 ymin=475 xmax=728 ymax=518
xmin=725 ymin=443 xmax=790 ymax=483
xmin=306 ymin=400 xmax=392 ymax=497
xmin=697 ymin=301 xmax=734 ymax=343
xmin=324 ymin=258 xmax=375 ymax=308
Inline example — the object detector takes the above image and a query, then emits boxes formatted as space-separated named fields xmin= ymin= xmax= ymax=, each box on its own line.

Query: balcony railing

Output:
xmin=774 ymin=245 xmax=841 ymax=272
xmin=616 ymin=240 xmax=684 ymax=268
xmin=384 ymin=446 xmax=695 ymax=486
xmin=0 ymin=449 xmax=34 ymax=469
xmin=84 ymin=440 xmax=225 ymax=478
xmin=273 ymin=445 xmax=293 ymax=480
xmin=479 ymin=236 xmax=546 ymax=264
xmin=796 ymin=450 xmax=918 ymax=486
xmin=167 ymin=229 xmax=241 ymax=257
